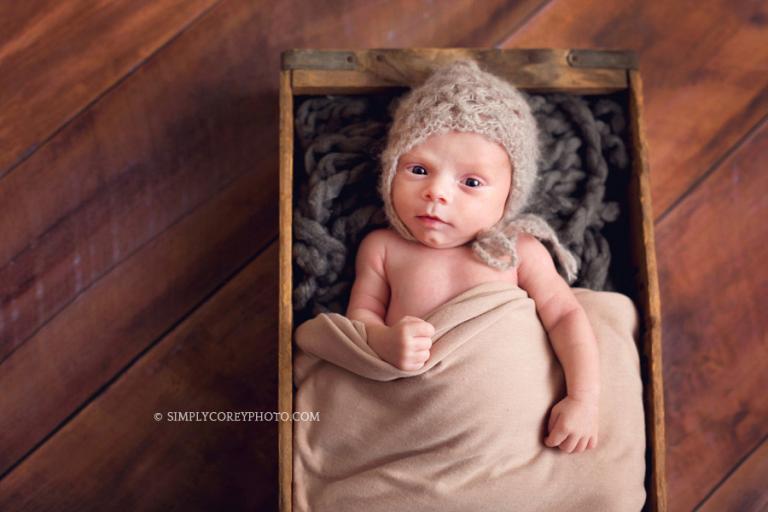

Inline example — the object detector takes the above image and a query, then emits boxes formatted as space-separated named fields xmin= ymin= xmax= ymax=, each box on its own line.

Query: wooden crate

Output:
xmin=278 ymin=48 xmax=667 ymax=512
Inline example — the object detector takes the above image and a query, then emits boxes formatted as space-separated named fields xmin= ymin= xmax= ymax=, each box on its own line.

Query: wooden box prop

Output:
xmin=278 ymin=48 xmax=667 ymax=512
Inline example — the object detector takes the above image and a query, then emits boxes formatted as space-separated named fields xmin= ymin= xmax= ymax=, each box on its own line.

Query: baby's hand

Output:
xmin=544 ymin=395 xmax=599 ymax=454
xmin=367 ymin=316 xmax=434 ymax=371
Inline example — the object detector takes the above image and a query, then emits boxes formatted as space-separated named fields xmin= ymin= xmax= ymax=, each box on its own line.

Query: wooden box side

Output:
xmin=283 ymin=48 xmax=634 ymax=94
xmin=628 ymin=69 xmax=668 ymax=512
xmin=278 ymin=68 xmax=294 ymax=512
xmin=278 ymin=48 xmax=664 ymax=512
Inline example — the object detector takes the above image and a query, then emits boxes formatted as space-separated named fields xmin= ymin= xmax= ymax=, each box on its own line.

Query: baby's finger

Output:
xmin=588 ymin=436 xmax=598 ymax=450
xmin=561 ymin=435 xmax=579 ymax=453
xmin=547 ymin=410 xmax=560 ymax=434
xmin=574 ymin=437 xmax=589 ymax=453
xmin=400 ymin=359 xmax=425 ymax=371
xmin=411 ymin=336 xmax=433 ymax=351
xmin=399 ymin=315 xmax=424 ymax=326
xmin=409 ymin=320 xmax=435 ymax=337
xmin=412 ymin=349 xmax=431 ymax=363
xmin=545 ymin=428 xmax=568 ymax=448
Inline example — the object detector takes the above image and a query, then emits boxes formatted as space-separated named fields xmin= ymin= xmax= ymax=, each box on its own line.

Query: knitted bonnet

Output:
xmin=378 ymin=58 xmax=579 ymax=283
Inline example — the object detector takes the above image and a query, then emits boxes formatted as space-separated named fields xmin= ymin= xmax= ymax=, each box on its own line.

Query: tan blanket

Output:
xmin=292 ymin=281 xmax=646 ymax=511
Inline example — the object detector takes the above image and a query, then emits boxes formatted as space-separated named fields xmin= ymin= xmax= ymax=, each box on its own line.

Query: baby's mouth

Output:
xmin=416 ymin=214 xmax=448 ymax=226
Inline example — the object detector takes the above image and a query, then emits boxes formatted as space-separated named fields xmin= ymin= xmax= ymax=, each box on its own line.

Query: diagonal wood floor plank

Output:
xmin=656 ymin=117 xmax=768 ymax=511
xmin=0 ymin=164 xmax=277 ymax=478
xmin=499 ymin=0 xmax=768 ymax=220
xmin=0 ymin=243 xmax=280 ymax=511
xmin=697 ymin=435 xmax=768 ymax=511
xmin=0 ymin=0 xmax=219 ymax=179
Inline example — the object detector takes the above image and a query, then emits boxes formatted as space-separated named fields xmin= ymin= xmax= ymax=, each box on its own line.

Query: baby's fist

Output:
xmin=544 ymin=396 xmax=599 ymax=454
xmin=369 ymin=316 xmax=434 ymax=371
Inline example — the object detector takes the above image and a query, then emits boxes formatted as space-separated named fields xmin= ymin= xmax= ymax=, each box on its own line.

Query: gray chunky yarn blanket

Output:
xmin=292 ymin=92 xmax=631 ymax=323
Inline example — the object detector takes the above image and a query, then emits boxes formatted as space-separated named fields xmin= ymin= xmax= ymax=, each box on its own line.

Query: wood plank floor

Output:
xmin=0 ymin=1 xmax=765 ymax=510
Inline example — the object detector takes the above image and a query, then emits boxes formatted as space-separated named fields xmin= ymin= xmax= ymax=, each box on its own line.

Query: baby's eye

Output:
xmin=409 ymin=165 xmax=427 ymax=175
xmin=464 ymin=177 xmax=482 ymax=188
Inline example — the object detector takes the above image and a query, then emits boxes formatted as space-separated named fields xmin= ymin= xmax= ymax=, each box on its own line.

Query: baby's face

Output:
xmin=392 ymin=131 xmax=512 ymax=249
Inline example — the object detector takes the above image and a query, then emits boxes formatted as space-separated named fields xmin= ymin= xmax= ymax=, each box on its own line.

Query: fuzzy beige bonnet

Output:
xmin=378 ymin=59 xmax=579 ymax=282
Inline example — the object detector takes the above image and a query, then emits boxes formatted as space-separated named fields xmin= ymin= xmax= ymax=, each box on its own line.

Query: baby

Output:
xmin=345 ymin=59 xmax=600 ymax=455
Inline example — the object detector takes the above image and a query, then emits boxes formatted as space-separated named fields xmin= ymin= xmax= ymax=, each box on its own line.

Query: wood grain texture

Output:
xmin=656 ymin=118 xmax=768 ymax=511
xmin=627 ymin=69 xmax=667 ymax=512
xmin=0 ymin=243 xmax=280 ymax=511
xmin=0 ymin=0 xmax=218 ymax=178
xmin=698 ymin=435 xmax=768 ymax=512
xmin=0 ymin=1 xmax=264 ymax=363
xmin=278 ymin=69 xmax=294 ymax=512
xmin=273 ymin=0 xmax=548 ymax=50
xmin=0 ymin=164 xmax=276 ymax=477
xmin=287 ymin=48 xmax=628 ymax=94
xmin=498 ymin=0 xmax=768 ymax=219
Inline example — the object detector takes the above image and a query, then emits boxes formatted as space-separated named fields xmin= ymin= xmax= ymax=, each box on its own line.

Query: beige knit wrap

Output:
xmin=379 ymin=59 xmax=579 ymax=282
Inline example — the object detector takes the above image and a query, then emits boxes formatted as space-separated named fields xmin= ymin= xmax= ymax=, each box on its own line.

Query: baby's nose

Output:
xmin=423 ymin=180 xmax=451 ymax=203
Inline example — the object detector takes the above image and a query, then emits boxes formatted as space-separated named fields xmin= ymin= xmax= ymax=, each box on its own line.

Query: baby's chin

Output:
xmin=414 ymin=232 xmax=472 ymax=249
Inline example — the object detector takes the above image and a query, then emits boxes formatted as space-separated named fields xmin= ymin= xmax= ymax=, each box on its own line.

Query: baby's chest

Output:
xmin=384 ymin=248 xmax=517 ymax=323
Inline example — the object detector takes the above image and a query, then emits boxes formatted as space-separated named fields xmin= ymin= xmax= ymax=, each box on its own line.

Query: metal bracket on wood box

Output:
xmin=282 ymin=50 xmax=358 ymax=70
xmin=567 ymin=49 xmax=638 ymax=69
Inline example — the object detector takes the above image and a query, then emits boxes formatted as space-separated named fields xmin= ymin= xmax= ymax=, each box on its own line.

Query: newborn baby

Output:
xmin=346 ymin=59 xmax=600 ymax=454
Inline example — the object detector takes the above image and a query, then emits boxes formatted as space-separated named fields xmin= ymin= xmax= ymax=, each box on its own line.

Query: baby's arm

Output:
xmin=346 ymin=230 xmax=434 ymax=370
xmin=347 ymin=230 xmax=390 ymax=327
xmin=517 ymin=234 xmax=600 ymax=454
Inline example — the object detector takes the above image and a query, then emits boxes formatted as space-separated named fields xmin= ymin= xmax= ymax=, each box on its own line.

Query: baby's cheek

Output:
xmin=473 ymin=202 xmax=504 ymax=230
xmin=391 ymin=180 xmax=414 ymax=215
xmin=485 ymin=193 xmax=509 ymax=226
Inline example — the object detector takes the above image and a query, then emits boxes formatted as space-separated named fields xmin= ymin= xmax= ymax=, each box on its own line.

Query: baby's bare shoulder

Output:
xmin=358 ymin=228 xmax=396 ymax=255
xmin=361 ymin=227 xmax=398 ymax=243
xmin=356 ymin=228 xmax=396 ymax=269
xmin=359 ymin=228 xmax=410 ymax=255
xmin=516 ymin=232 xmax=560 ymax=287
xmin=516 ymin=232 xmax=549 ymax=264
